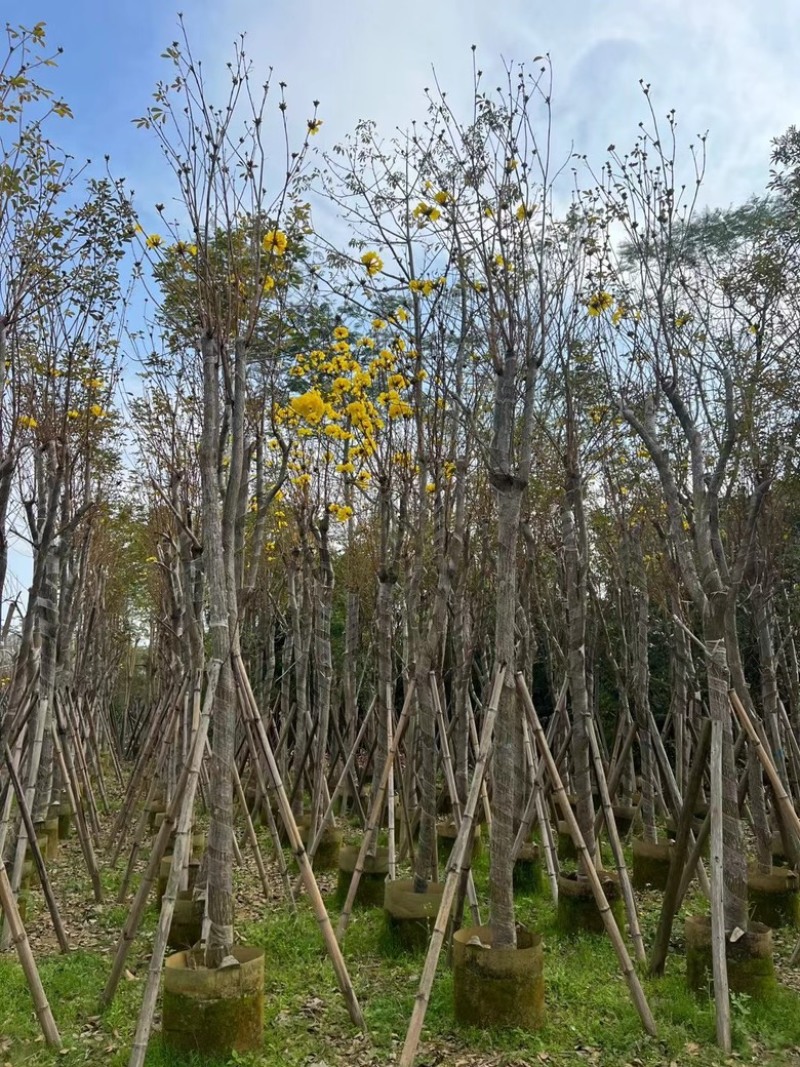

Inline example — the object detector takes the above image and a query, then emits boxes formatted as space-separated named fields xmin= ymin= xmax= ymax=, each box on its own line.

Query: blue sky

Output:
xmin=6 ymin=0 xmax=800 ymax=215
xmin=3 ymin=0 xmax=800 ymax=597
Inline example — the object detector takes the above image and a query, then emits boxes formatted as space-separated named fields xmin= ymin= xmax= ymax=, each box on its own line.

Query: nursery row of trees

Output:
xmin=4 ymin=18 xmax=800 ymax=1064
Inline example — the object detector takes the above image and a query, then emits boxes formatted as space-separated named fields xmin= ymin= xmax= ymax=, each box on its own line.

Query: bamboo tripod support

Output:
xmin=650 ymin=719 xmax=712 ymax=977
xmin=708 ymin=714 xmax=731 ymax=1052
xmin=3 ymin=742 xmax=69 ymax=952
xmin=239 ymin=713 xmax=296 ymax=909
xmin=100 ymin=664 xmax=218 ymax=1010
xmin=431 ymin=675 xmax=481 ymax=927
xmin=397 ymin=667 xmax=504 ymax=1067
xmin=515 ymin=673 xmax=657 ymax=1037
xmin=294 ymin=698 xmax=376 ymax=895
xmin=232 ymin=760 xmax=273 ymax=904
xmin=0 ymin=855 xmax=61 ymax=1047
xmin=728 ymin=689 xmax=800 ymax=966
xmin=51 ymin=711 xmax=103 ymax=902
xmin=585 ymin=715 xmax=646 ymax=965
xmin=233 ymin=654 xmax=366 ymax=1031
xmin=336 ymin=680 xmax=417 ymax=942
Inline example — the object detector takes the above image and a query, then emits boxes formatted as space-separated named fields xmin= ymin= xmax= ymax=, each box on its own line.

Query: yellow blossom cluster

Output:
xmin=328 ymin=503 xmax=353 ymax=521
xmin=262 ymin=229 xmax=288 ymax=256
xmin=412 ymin=202 xmax=442 ymax=225
xmin=408 ymin=277 xmax=446 ymax=297
xmin=360 ymin=251 xmax=383 ymax=277
xmin=587 ymin=291 xmax=614 ymax=317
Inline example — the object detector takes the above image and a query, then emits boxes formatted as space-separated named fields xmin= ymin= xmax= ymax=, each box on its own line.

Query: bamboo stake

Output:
xmin=336 ymin=680 xmax=417 ymax=941
xmin=647 ymin=707 xmax=710 ymax=897
xmin=708 ymin=715 xmax=731 ymax=1052
xmin=240 ymin=714 xmax=296 ymax=909
xmin=536 ymin=787 xmax=560 ymax=903
xmin=593 ymin=720 xmax=638 ymax=838
xmin=233 ymin=654 xmax=366 ymax=1031
xmin=431 ymin=675 xmax=480 ymax=927
xmin=650 ymin=719 xmax=712 ymax=976
xmin=51 ymin=711 xmax=103 ymax=902
xmin=232 ymin=760 xmax=273 ymax=903
xmin=586 ymin=716 xmax=646 ymax=965
xmin=4 ymin=742 xmax=69 ymax=952
xmin=298 ymin=699 xmax=375 ymax=884
xmin=465 ymin=690 xmax=492 ymax=829
xmin=729 ymin=689 xmax=800 ymax=845
xmin=115 ymin=745 xmax=173 ymax=903
xmin=0 ymin=856 xmax=61 ymax=1047
xmin=101 ymin=664 xmax=218 ymax=1009
xmin=386 ymin=676 xmax=397 ymax=880
xmin=728 ymin=689 xmax=800 ymax=967
xmin=515 ymin=673 xmax=657 ymax=1037
xmin=397 ymin=667 xmax=504 ymax=1067
xmin=127 ymin=732 xmax=201 ymax=1067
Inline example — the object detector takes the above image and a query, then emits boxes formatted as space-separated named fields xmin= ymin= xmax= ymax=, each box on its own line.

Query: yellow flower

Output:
xmin=187 ymin=244 xmax=198 ymax=256
xmin=611 ymin=305 xmax=627 ymax=326
xmin=262 ymin=276 xmax=276 ymax=293
xmin=262 ymin=229 xmax=288 ymax=256
xmin=360 ymin=251 xmax=383 ymax=276
xmin=89 ymin=403 xmax=106 ymax=418
xmin=307 ymin=118 xmax=323 ymax=135
xmin=290 ymin=389 xmax=326 ymax=425
xmin=394 ymin=307 xmax=408 ymax=323
xmin=328 ymin=503 xmax=354 ymax=521
xmin=505 ymin=157 xmax=518 ymax=173
xmin=333 ymin=325 xmax=349 ymax=341
xmin=146 ymin=234 xmax=162 ymax=249
xmin=86 ymin=377 xmax=104 ymax=390
xmin=146 ymin=555 xmax=158 ymax=563
xmin=372 ymin=318 xmax=387 ymax=330
xmin=336 ymin=461 xmax=355 ymax=474
xmin=293 ymin=472 xmax=312 ymax=488
xmin=67 ymin=409 xmax=81 ymax=420
xmin=426 ymin=483 xmax=436 ymax=494
xmin=674 ymin=312 xmax=693 ymax=329
xmin=388 ymin=399 xmax=413 ymax=418
xmin=17 ymin=415 xmax=38 ymax=430
xmin=433 ymin=190 xmax=450 ymax=205
xmin=412 ymin=202 xmax=441 ymax=224
xmin=587 ymin=291 xmax=614 ymax=317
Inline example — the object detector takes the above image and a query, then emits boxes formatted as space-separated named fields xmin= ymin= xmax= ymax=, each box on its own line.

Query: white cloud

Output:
xmin=190 ymin=0 xmax=800 ymax=209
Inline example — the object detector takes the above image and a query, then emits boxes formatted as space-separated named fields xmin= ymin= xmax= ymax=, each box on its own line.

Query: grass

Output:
xmin=3 ymin=818 xmax=800 ymax=1066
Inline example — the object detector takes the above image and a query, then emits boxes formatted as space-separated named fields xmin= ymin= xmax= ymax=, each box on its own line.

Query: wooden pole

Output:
xmin=431 ymin=674 xmax=480 ymax=927
xmin=233 ymin=654 xmax=366 ymax=1031
xmin=336 ymin=681 xmax=416 ymax=941
xmin=649 ymin=719 xmax=712 ymax=976
xmin=0 ymin=856 xmax=61 ymax=1047
xmin=515 ymin=673 xmax=657 ymax=1037
xmin=709 ymin=714 xmax=731 ymax=1053
xmin=397 ymin=667 xmax=505 ymax=1067
xmin=3 ymin=742 xmax=69 ymax=952
xmin=586 ymin=716 xmax=646 ymax=964
xmin=100 ymin=664 xmax=217 ymax=1009
xmin=729 ymin=689 xmax=800 ymax=845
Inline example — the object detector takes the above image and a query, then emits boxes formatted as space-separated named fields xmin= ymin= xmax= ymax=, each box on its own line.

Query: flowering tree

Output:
xmin=135 ymin=22 xmax=316 ymax=966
